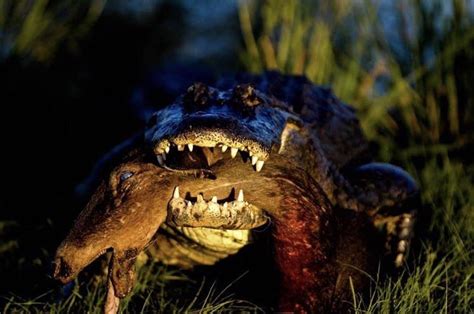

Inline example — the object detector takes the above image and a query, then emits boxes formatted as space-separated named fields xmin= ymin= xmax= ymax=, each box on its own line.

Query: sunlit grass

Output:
xmin=239 ymin=0 xmax=474 ymax=160
xmin=0 ymin=0 xmax=105 ymax=63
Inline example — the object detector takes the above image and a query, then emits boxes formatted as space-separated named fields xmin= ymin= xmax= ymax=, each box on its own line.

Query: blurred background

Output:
xmin=0 ymin=0 xmax=473 ymax=312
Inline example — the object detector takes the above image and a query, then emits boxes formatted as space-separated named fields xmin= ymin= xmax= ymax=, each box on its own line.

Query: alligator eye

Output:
xmin=119 ymin=171 xmax=134 ymax=182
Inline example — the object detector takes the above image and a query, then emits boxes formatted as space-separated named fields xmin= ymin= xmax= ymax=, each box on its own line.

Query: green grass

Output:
xmin=2 ymin=255 xmax=261 ymax=313
xmin=0 ymin=0 xmax=105 ymax=63
xmin=1 ymin=0 xmax=474 ymax=312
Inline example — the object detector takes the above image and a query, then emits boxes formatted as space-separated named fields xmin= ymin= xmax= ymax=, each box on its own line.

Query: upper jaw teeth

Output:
xmin=155 ymin=141 xmax=267 ymax=172
xmin=256 ymin=160 xmax=264 ymax=172
xmin=251 ymin=156 xmax=258 ymax=165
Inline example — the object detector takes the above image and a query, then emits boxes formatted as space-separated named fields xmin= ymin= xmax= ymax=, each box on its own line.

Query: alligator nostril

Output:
xmin=184 ymin=82 xmax=210 ymax=107
xmin=232 ymin=84 xmax=262 ymax=109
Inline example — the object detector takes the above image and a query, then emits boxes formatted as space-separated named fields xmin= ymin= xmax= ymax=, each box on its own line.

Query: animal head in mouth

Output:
xmin=145 ymin=83 xmax=302 ymax=173
xmin=52 ymin=145 xmax=280 ymax=290
xmin=52 ymin=150 xmax=175 ymax=294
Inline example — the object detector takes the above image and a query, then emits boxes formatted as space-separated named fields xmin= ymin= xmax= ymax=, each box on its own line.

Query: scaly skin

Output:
xmin=53 ymin=71 xmax=419 ymax=313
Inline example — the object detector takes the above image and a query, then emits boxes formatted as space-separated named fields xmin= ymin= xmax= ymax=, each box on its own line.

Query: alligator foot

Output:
xmin=344 ymin=163 xmax=420 ymax=268
xmin=393 ymin=211 xmax=416 ymax=267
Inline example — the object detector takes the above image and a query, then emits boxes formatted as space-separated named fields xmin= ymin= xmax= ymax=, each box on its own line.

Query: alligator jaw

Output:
xmin=167 ymin=186 xmax=268 ymax=229
xmin=154 ymin=139 xmax=267 ymax=172
xmin=144 ymin=83 xmax=290 ymax=174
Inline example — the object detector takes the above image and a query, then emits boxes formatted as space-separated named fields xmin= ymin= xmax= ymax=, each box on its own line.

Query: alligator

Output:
xmin=52 ymin=71 xmax=419 ymax=313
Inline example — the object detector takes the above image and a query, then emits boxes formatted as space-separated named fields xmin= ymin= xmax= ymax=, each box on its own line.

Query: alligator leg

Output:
xmin=343 ymin=162 xmax=420 ymax=267
xmin=297 ymin=133 xmax=419 ymax=268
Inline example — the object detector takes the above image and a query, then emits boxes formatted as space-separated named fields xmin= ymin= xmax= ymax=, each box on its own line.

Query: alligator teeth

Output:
xmin=157 ymin=155 xmax=164 ymax=166
xmin=173 ymin=186 xmax=180 ymax=199
xmin=256 ymin=160 xmax=264 ymax=172
xmin=159 ymin=141 xmax=267 ymax=172
xmin=251 ymin=156 xmax=258 ymax=165
xmin=237 ymin=189 xmax=244 ymax=202
xmin=170 ymin=188 xmax=250 ymax=206
xmin=231 ymin=147 xmax=238 ymax=158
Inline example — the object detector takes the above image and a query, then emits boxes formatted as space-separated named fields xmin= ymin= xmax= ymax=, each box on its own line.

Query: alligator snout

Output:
xmin=146 ymin=82 xmax=289 ymax=173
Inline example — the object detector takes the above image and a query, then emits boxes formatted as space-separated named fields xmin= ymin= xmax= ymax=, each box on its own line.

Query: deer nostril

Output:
xmin=52 ymin=257 xmax=73 ymax=281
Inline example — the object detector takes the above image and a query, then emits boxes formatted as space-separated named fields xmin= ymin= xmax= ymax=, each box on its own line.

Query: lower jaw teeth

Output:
xmin=172 ymin=187 xmax=245 ymax=207
xmin=167 ymin=187 xmax=267 ymax=229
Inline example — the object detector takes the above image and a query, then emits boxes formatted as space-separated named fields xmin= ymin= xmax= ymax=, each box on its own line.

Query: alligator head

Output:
xmin=147 ymin=82 xmax=299 ymax=168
